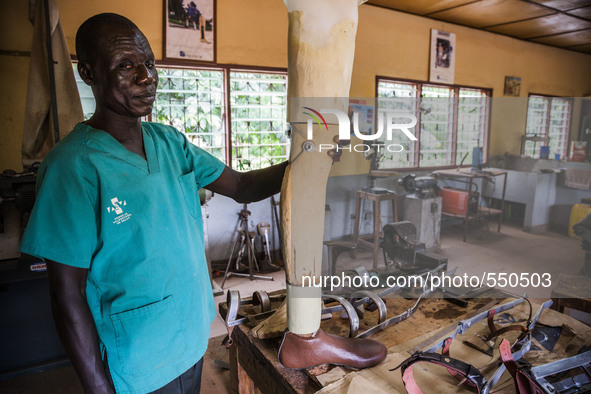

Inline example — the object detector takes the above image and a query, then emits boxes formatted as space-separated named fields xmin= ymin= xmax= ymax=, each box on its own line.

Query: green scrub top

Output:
xmin=20 ymin=122 xmax=226 ymax=393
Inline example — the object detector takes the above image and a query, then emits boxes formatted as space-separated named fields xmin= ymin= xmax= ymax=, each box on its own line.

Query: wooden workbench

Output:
xmin=228 ymin=295 xmax=498 ymax=394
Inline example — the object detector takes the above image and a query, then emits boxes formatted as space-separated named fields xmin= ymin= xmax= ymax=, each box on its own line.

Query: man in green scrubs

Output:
xmin=19 ymin=13 xmax=287 ymax=394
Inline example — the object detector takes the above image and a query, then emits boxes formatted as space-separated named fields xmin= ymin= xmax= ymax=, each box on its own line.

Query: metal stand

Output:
xmin=221 ymin=204 xmax=273 ymax=288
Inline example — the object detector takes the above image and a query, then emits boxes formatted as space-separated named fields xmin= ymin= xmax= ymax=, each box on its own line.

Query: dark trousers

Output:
xmin=104 ymin=356 xmax=204 ymax=393
xmin=150 ymin=359 xmax=204 ymax=394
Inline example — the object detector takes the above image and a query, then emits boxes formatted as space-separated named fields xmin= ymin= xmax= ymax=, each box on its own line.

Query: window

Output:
xmin=74 ymin=70 xmax=95 ymax=120
xmin=74 ymin=65 xmax=288 ymax=169
xmin=524 ymin=95 xmax=572 ymax=159
xmin=153 ymin=68 xmax=225 ymax=161
xmin=376 ymin=78 xmax=490 ymax=169
xmin=229 ymin=71 xmax=288 ymax=170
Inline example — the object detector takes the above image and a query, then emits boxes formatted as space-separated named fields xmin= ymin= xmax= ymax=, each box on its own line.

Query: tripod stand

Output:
xmin=221 ymin=204 xmax=274 ymax=288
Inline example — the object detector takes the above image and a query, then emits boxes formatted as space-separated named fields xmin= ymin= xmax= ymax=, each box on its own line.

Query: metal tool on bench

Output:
xmin=528 ymin=349 xmax=591 ymax=393
xmin=397 ymin=298 xmax=553 ymax=394
xmin=398 ymin=173 xmax=438 ymax=199
xmin=223 ymin=290 xmax=285 ymax=347
xmin=322 ymin=263 xmax=455 ymax=338
xmin=223 ymin=264 xmax=447 ymax=343
xmin=382 ymin=221 xmax=447 ymax=270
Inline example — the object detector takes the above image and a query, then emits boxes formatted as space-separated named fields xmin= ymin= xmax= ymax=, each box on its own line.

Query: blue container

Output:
xmin=540 ymin=146 xmax=550 ymax=159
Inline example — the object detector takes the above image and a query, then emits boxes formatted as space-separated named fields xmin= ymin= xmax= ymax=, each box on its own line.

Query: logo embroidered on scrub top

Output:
xmin=107 ymin=197 xmax=132 ymax=225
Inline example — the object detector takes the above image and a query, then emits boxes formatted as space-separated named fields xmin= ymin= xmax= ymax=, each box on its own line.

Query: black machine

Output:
xmin=382 ymin=221 xmax=447 ymax=271
xmin=398 ymin=174 xmax=438 ymax=199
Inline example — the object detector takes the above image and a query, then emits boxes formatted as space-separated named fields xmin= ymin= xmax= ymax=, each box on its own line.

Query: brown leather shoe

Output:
xmin=278 ymin=328 xmax=387 ymax=369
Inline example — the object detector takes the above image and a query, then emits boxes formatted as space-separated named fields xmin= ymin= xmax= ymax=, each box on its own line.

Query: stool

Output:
xmin=323 ymin=240 xmax=357 ymax=276
xmin=353 ymin=189 xmax=398 ymax=269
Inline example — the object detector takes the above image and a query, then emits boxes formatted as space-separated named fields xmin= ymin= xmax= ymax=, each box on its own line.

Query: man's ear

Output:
xmin=77 ymin=62 xmax=94 ymax=86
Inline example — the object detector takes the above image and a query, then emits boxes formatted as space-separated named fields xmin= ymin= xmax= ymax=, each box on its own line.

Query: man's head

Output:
xmin=76 ymin=13 xmax=158 ymax=119
xmin=76 ymin=13 xmax=140 ymax=66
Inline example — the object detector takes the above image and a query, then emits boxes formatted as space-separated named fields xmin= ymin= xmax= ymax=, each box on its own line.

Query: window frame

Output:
xmin=375 ymin=76 xmax=492 ymax=171
xmin=73 ymin=55 xmax=289 ymax=169
xmin=525 ymin=93 xmax=573 ymax=159
xmin=153 ymin=61 xmax=288 ymax=169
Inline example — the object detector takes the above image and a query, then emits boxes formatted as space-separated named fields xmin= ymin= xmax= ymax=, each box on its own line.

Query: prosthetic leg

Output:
xmin=277 ymin=0 xmax=386 ymax=370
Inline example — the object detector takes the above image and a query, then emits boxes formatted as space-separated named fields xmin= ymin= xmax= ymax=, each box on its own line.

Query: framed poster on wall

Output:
xmin=164 ymin=0 xmax=216 ymax=62
xmin=429 ymin=29 xmax=455 ymax=84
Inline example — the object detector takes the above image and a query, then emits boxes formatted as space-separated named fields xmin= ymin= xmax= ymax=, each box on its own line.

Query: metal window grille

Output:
xmin=457 ymin=89 xmax=489 ymax=165
xmin=376 ymin=81 xmax=419 ymax=168
xmin=419 ymin=85 xmax=454 ymax=167
xmin=73 ymin=65 xmax=227 ymax=162
xmin=230 ymin=71 xmax=288 ymax=170
xmin=153 ymin=67 xmax=226 ymax=163
xmin=377 ymin=79 xmax=489 ymax=169
xmin=74 ymin=65 xmax=289 ymax=169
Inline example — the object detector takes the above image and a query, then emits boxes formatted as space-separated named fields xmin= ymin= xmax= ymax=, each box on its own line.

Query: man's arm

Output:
xmin=46 ymin=260 xmax=114 ymax=394
xmin=206 ymin=161 xmax=288 ymax=203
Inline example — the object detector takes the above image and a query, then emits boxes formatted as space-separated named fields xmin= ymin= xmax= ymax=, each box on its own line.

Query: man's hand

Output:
xmin=47 ymin=261 xmax=114 ymax=393
xmin=206 ymin=161 xmax=288 ymax=203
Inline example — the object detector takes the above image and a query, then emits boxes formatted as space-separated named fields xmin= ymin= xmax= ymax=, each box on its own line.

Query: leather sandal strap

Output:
xmin=440 ymin=337 xmax=474 ymax=386
xmin=499 ymin=339 xmax=545 ymax=394
xmin=395 ymin=352 xmax=486 ymax=394
xmin=486 ymin=299 xmax=533 ymax=342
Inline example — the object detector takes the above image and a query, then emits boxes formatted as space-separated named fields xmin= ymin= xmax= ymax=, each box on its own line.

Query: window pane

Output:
xmin=419 ymin=85 xmax=454 ymax=167
xmin=525 ymin=96 xmax=571 ymax=159
xmin=524 ymin=96 xmax=549 ymax=158
xmin=230 ymin=71 xmax=288 ymax=170
xmin=548 ymin=98 xmax=571 ymax=159
xmin=456 ymin=89 xmax=489 ymax=165
xmin=377 ymin=79 xmax=490 ymax=169
xmin=73 ymin=65 xmax=96 ymax=120
xmin=376 ymin=81 xmax=418 ymax=168
xmin=153 ymin=68 xmax=226 ymax=163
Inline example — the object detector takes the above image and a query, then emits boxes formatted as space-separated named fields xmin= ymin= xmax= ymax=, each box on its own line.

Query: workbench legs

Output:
xmin=230 ymin=345 xmax=255 ymax=394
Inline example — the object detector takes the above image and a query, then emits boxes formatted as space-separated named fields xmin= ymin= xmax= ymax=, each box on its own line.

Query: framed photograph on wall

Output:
xmin=504 ymin=76 xmax=521 ymax=96
xmin=164 ymin=0 xmax=216 ymax=62
xmin=429 ymin=29 xmax=455 ymax=84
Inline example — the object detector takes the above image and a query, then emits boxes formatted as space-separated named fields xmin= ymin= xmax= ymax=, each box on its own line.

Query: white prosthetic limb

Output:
xmin=282 ymin=0 xmax=364 ymax=335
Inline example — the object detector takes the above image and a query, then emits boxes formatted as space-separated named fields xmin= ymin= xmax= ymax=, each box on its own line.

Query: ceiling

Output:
xmin=366 ymin=0 xmax=591 ymax=54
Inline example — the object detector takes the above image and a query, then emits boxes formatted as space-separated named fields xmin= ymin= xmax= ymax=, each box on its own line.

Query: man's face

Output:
xmin=89 ymin=26 xmax=158 ymax=118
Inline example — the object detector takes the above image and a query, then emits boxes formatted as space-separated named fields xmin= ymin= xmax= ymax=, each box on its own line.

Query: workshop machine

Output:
xmin=0 ymin=169 xmax=37 ymax=262
xmin=382 ymin=221 xmax=447 ymax=271
xmin=398 ymin=174 xmax=438 ymax=199
xmin=399 ymin=174 xmax=442 ymax=248
xmin=0 ymin=167 xmax=72 ymax=379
